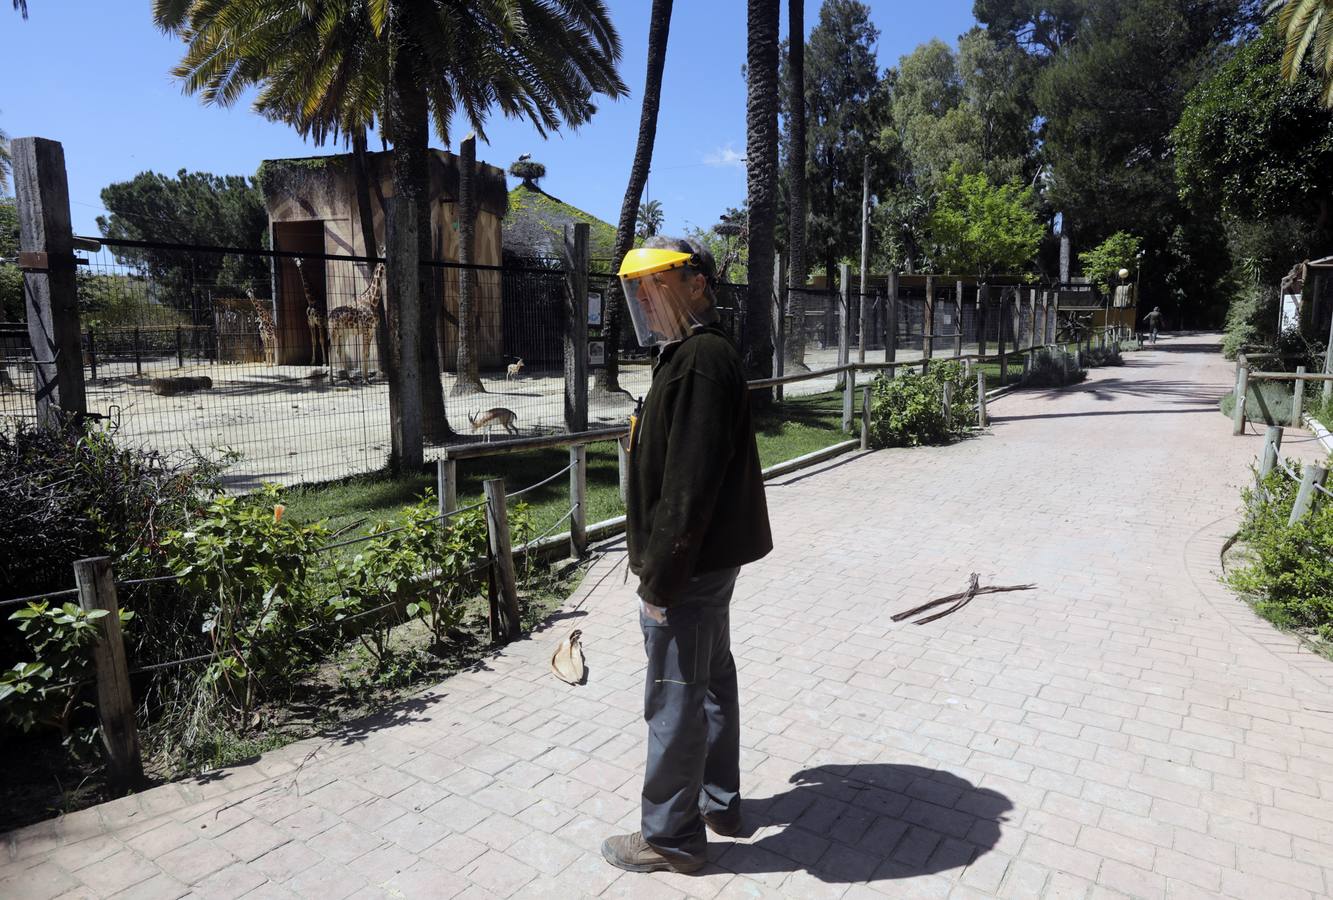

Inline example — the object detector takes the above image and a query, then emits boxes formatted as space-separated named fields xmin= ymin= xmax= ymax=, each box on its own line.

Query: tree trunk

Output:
xmin=351 ymin=130 xmax=379 ymax=258
xmin=407 ymin=104 xmax=453 ymax=442
xmin=785 ymin=0 xmax=809 ymax=372
xmin=384 ymin=0 xmax=424 ymax=471
xmin=453 ymin=133 xmax=485 ymax=396
xmin=745 ymin=0 xmax=779 ymax=406
xmin=594 ymin=0 xmax=673 ymax=397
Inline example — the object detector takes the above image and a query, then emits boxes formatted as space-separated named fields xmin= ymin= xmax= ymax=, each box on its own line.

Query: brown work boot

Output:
xmin=600 ymin=831 xmax=705 ymax=874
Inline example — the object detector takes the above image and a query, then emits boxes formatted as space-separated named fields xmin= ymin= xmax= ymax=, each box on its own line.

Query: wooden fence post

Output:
xmin=885 ymin=272 xmax=898 ymax=374
xmin=1259 ymin=425 xmax=1283 ymax=478
xmin=1288 ymin=464 xmax=1328 ymax=526
xmin=977 ymin=369 xmax=988 ymax=427
xmin=977 ymin=283 xmax=988 ymax=358
xmin=860 ymin=386 xmax=871 ymax=451
xmin=1233 ymin=363 xmax=1249 ymax=436
xmin=1028 ymin=287 xmax=1038 ymax=360
xmin=437 ymin=457 xmax=457 ymax=516
xmin=843 ymin=366 xmax=856 ymax=434
xmin=773 ymin=253 xmax=786 ymax=403
xmin=483 ymin=479 xmax=521 ymax=640
xmin=73 ymin=557 xmax=143 ymax=793
xmin=1292 ymin=366 xmax=1307 ymax=428
xmin=15 ymin=137 xmax=87 ymax=428
xmin=562 ymin=223 xmax=589 ymax=432
xmin=1324 ymin=303 xmax=1333 ymax=404
xmin=942 ymin=381 xmax=954 ymax=429
xmin=838 ymin=263 xmax=850 ymax=384
xmin=569 ymin=445 xmax=587 ymax=559
xmin=954 ymin=280 xmax=964 ymax=358
xmin=998 ymin=289 xmax=1008 ymax=385
xmin=923 ymin=274 xmax=935 ymax=362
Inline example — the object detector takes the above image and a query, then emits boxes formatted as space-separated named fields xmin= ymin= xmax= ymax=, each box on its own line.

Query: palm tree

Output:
xmin=452 ymin=133 xmax=484 ymax=395
xmin=1274 ymin=0 xmax=1333 ymax=106
xmin=785 ymin=0 xmax=809 ymax=371
xmin=745 ymin=0 xmax=780 ymax=400
xmin=597 ymin=0 xmax=673 ymax=397
xmin=154 ymin=0 xmax=625 ymax=457
xmin=636 ymin=199 xmax=665 ymax=238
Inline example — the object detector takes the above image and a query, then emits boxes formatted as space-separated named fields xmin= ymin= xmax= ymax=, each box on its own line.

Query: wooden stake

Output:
xmin=483 ymin=479 xmax=521 ymax=640
xmin=860 ymin=385 xmax=871 ymax=451
xmin=569 ymin=445 xmax=587 ymax=559
xmin=73 ymin=557 xmax=142 ymax=793
xmin=1292 ymin=365 xmax=1306 ymax=428
xmin=1288 ymin=465 xmax=1328 ymax=526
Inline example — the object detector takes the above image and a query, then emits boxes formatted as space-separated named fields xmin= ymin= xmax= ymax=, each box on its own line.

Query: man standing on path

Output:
xmin=601 ymin=237 xmax=773 ymax=875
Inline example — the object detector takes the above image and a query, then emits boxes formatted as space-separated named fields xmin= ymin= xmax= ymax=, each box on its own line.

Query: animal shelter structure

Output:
xmin=259 ymin=149 xmax=509 ymax=371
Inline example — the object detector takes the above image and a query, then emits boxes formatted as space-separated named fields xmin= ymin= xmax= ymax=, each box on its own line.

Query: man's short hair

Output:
xmin=642 ymin=235 xmax=718 ymax=287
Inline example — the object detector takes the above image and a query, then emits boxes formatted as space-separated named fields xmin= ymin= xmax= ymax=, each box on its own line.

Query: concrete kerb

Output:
xmin=1302 ymin=413 xmax=1333 ymax=455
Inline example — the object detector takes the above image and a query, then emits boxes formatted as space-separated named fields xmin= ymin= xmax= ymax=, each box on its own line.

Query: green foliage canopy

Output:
xmin=926 ymin=164 xmax=1043 ymax=275
xmin=97 ymin=169 xmax=269 ymax=303
xmin=1174 ymin=24 xmax=1333 ymax=234
xmin=1077 ymin=231 xmax=1142 ymax=294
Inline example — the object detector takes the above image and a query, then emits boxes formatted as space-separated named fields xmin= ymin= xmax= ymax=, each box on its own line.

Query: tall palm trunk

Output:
xmin=595 ymin=0 xmax=672 ymax=397
xmin=453 ymin=133 xmax=485 ymax=395
xmin=785 ymin=0 xmax=809 ymax=371
xmin=384 ymin=0 xmax=424 ymax=471
xmin=745 ymin=0 xmax=779 ymax=404
xmin=405 ymin=103 xmax=453 ymax=442
xmin=352 ymin=129 xmax=397 ymax=401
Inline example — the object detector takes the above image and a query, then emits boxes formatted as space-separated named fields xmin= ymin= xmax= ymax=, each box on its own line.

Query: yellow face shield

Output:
xmin=618 ymin=248 xmax=708 ymax=347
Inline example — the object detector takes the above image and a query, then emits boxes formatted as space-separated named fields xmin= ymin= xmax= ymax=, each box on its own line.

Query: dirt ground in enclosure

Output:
xmin=1 ymin=343 xmax=947 ymax=490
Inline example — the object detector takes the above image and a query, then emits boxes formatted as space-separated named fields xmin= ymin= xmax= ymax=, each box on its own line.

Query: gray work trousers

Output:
xmin=639 ymin=567 xmax=741 ymax=861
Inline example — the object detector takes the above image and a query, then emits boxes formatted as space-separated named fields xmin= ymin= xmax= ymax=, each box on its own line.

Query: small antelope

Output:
xmin=506 ymin=358 xmax=525 ymax=380
xmin=469 ymin=407 xmax=520 ymax=441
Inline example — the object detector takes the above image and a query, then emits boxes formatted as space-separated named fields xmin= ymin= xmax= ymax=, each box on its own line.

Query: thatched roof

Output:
xmin=503 ymin=183 xmax=615 ymax=260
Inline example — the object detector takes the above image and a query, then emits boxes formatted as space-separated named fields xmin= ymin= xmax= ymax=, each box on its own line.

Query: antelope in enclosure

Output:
xmin=469 ymin=407 xmax=519 ymax=441
xmin=506 ymin=358 xmax=525 ymax=380
xmin=327 ymin=256 xmax=385 ymax=382
xmin=295 ymin=257 xmax=327 ymax=365
xmin=248 ymin=290 xmax=277 ymax=366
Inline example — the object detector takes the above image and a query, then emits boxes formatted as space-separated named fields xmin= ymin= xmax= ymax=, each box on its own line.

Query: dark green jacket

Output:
xmin=626 ymin=324 xmax=772 ymax=606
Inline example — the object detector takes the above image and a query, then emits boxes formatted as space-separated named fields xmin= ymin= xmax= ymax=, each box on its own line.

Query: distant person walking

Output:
xmin=600 ymin=237 xmax=772 ymax=875
xmin=1143 ymin=306 xmax=1163 ymax=344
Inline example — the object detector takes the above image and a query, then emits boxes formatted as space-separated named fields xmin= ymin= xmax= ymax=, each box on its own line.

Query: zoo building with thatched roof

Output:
xmin=258 ymin=149 xmax=508 ymax=370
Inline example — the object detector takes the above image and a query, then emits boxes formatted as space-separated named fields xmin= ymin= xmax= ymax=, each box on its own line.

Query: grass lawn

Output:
xmin=287 ymin=390 xmax=848 ymax=543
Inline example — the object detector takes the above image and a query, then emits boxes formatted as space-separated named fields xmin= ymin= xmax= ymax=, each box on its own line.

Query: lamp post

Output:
xmin=1134 ymin=250 xmax=1145 ymax=340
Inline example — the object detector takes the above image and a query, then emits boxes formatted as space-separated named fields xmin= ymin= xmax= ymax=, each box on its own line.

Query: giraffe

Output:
xmin=294 ymin=257 xmax=327 ymax=365
xmin=248 ymin=289 xmax=278 ymax=366
xmin=327 ymin=257 xmax=385 ymax=383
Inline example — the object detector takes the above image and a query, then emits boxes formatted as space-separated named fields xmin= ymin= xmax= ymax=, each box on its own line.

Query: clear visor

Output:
xmin=620 ymin=269 xmax=706 ymax=347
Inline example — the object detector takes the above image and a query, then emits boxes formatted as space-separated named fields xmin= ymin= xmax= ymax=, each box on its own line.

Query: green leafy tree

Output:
xmin=1272 ymin=0 xmax=1333 ymax=106
xmin=1077 ymin=231 xmax=1142 ymax=294
xmin=1174 ymin=23 xmax=1333 ymax=259
xmin=97 ymin=170 xmax=269 ymax=307
xmin=926 ymin=164 xmax=1043 ymax=275
xmin=1027 ymin=0 xmax=1254 ymax=320
xmin=0 ymin=123 xmax=10 ymax=194
xmin=781 ymin=0 xmax=889 ymax=289
xmin=1 ymin=197 xmax=19 ymax=323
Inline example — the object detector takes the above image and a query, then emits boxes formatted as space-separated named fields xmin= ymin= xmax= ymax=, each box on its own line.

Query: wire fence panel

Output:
xmin=76 ymin=241 xmax=392 ymax=489
xmin=0 ymin=323 xmax=36 ymax=425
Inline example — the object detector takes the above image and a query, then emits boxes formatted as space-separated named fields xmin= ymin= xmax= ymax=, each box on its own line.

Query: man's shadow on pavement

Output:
xmin=710 ymin=764 xmax=1012 ymax=886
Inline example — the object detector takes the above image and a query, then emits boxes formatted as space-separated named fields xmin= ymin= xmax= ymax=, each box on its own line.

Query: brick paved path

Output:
xmin=6 ymin=334 xmax=1333 ymax=899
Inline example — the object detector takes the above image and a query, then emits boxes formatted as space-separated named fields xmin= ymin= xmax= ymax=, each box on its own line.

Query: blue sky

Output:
xmin=0 ymin=1 xmax=978 ymax=239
